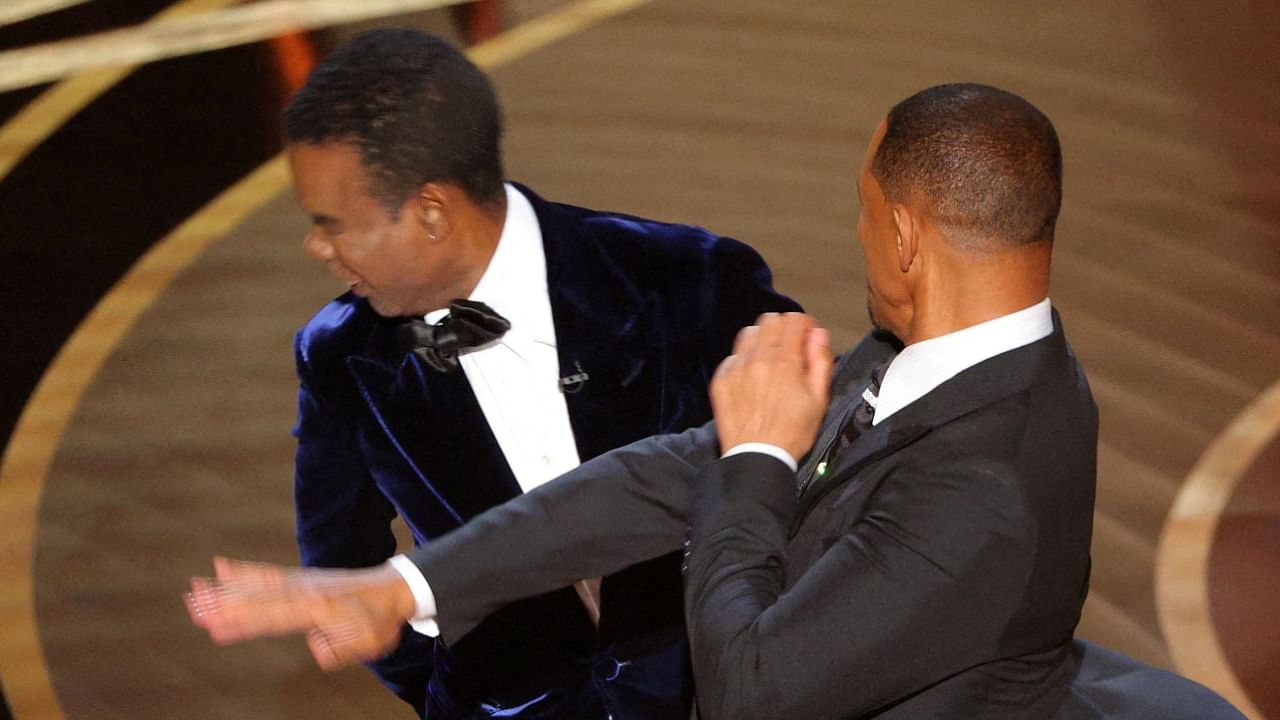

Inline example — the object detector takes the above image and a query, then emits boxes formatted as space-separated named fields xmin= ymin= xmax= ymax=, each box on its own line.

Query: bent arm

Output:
xmin=683 ymin=451 xmax=1038 ymax=720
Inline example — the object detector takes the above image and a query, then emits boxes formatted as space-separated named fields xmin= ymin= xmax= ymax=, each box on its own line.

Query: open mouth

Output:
xmin=331 ymin=266 xmax=365 ymax=295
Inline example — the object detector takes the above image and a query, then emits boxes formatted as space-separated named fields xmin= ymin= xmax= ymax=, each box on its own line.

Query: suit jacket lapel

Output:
xmin=795 ymin=415 xmax=931 ymax=529
xmin=523 ymin=185 xmax=662 ymax=462
xmin=796 ymin=316 xmax=1071 ymax=523
xmin=346 ymin=323 xmax=523 ymax=534
xmin=795 ymin=332 xmax=901 ymax=487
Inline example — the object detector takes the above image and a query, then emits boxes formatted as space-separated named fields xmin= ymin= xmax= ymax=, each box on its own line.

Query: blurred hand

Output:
xmin=711 ymin=312 xmax=833 ymax=460
xmin=186 ymin=556 xmax=416 ymax=670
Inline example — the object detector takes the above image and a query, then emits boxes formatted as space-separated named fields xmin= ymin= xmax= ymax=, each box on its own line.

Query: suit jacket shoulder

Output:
xmin=294 ymin=293 xmax=389 ymax=386
xmin=517 ymin=184 xmax=799 ymax=383
xmin=520 ymin=185 xmax=795 ymax=313
xmin=522 ymin=183 xmax=768 ymax=272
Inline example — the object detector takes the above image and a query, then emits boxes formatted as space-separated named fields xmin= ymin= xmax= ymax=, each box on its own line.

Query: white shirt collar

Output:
xmin=871 ymin=298 xmax=1054 ymax=425
xmin=424 ymin=184 xmax=554 ymax=350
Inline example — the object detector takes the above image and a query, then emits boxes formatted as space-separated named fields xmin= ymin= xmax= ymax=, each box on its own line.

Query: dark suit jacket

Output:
xmin=292 ymin=184 xmax=799 ymax=718
xmin=411 ymin=315 xmax=1104 ymax=719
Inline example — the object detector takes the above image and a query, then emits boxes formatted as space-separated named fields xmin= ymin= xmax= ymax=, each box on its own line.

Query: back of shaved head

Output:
xmin=872 ymin=83 xmax=1062 ymax=250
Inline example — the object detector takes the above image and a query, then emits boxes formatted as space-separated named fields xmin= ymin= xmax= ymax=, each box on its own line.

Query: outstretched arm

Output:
xmin=188 ymin=312 xmax=831 ymax=679
xmin=187 ymin=419 xmax=720 ymax=666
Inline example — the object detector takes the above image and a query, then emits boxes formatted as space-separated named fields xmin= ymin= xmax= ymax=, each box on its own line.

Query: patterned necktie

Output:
xmin=812 ymin=361 xmax=889 ymax=481
xmin=397 ymin=299 xmax=511 ymax=372
xmin=847 ymin=361 xmax=889 ymax=439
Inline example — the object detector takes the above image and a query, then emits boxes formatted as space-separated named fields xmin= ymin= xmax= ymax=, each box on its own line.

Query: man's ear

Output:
xmin=891 ymin=204 xmax=917 ymax=274
xmin=416 ymin=182 xmax=449 ymax=243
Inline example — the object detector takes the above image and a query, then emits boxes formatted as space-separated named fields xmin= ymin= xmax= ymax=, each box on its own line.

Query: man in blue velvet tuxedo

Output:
xmin=276 ymin=28 xmax=797 ymax=719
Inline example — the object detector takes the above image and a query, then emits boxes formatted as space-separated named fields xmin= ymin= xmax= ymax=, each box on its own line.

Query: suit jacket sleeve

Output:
xmin=409 ymin=421 xmax=720 ymax=643
xmin=292 ymin=333 xmax=433 ymax=715
xmin=683 ymin=429 xmax=1040 ymax=720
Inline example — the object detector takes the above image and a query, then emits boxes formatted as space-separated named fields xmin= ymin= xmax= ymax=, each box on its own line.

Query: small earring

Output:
xmin=429 ymin=231 xmax=438 ymax=243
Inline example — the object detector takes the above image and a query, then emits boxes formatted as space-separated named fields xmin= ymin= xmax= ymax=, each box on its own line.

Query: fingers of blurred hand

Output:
xmin=712 ymin=350 xmax=737 ymax=389
xmin=306 ymin=611 xmax=396 ymax=671
xmin=305 ymin=566 xmax=381 ymax=594
xmin=731 ymin=323 xmax=760 ymax=356
xmin=186 ymin=573 xmax=318 ymax=645
xmin=185 ymin=577 xmax=218 ymax=629
xmin=307 ymin=629 xmax=377 ymax=671
xmin=307 ymin=628 xmax=344 ymax=671
xmin=710 ymin=315 xmax=830 ymax=458
xmin=754 ymin=313 xmax=812 ymax=362
xmin=187 ymin=575 xmax=257 ymax=644
xmin=753 ymin=313 xmax=784 ymax=352
xmin=804 ymin=327 xmax=834 ymax=399
xmin=213 ymin=556 xmax=288 ymax=590
xmin=187 ymin=559 xmax=411 ymax=669
xmin=716 ymin=323 xmax=759 ymax=386
xmin=777 ymin=313 xmax=813 ymax=357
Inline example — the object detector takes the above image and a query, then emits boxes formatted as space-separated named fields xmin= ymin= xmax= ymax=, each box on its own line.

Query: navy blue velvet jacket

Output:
xmin=291 ymin=185 xmax=799 ymax=719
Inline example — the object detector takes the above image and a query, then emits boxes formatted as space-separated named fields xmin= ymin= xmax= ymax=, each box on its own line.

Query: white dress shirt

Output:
xmin=428 ymin=184 xmax=583 ymax=492
xmin=871 ymin=297 xmax=1054 ymax=424
xmin=723 ymin=298 xmax=1054 ymax=468
xmin=390 ymin=184 xmax=581 ymax=634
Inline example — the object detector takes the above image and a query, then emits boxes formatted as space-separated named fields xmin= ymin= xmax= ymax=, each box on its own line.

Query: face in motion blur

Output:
xmin=288 ymin=141 xmax=458 ymax=318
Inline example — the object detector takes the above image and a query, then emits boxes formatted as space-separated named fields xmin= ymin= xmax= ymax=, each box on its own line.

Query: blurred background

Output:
xmin=0 ymin=1 xmax=1277 ymax=718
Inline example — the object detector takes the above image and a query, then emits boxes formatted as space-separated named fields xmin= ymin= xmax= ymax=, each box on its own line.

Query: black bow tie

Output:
xmin=397 ymin=299 xmax=511 ymax=373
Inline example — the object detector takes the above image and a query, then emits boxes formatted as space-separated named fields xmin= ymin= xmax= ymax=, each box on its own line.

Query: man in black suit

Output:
xmin=393 ymin=83 xmax=1095 ymax=719
xmin=267 ymin=27 xmax=797 ymax=719
xmin=189 ymin=85 xmax=1241 ymax=719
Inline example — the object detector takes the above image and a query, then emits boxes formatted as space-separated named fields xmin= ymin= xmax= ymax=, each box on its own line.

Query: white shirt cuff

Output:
xmin=721 ymin=443 xmax=798 ymax=472
xmin=386 ymin=554 xmax=440 ymax=637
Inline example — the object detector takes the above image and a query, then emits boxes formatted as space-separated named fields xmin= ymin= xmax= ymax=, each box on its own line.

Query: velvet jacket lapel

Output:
xmin=346 ymin=323 xmax=523 ymax=534
xmin=795 ymin=314 xmax=1072 ymax=527
xmin=341 ymin=185 xmax=662 ymax=537
xmin=524 ymin=184 xmax=664 ymax=464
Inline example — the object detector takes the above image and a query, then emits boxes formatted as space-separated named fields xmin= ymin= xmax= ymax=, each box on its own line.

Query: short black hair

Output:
xmin=283 ymin=27 xmax=505 ymax=213
xmin=872 ymin=83 xmax=1062 ymax=248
